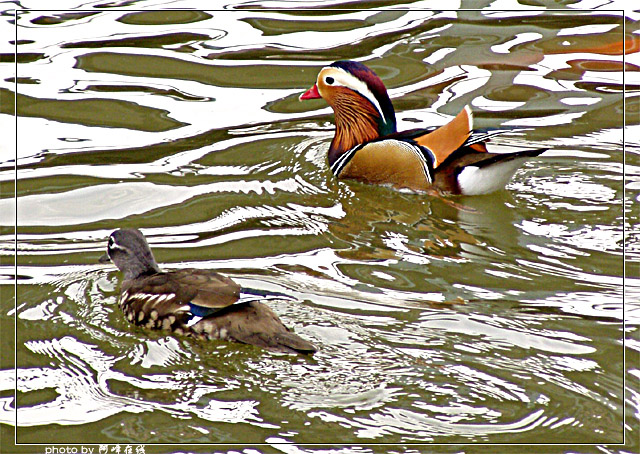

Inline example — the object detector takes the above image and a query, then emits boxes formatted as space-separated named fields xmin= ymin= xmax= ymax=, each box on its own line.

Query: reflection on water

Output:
xmin=1 ymin=2 xmax=637 ymax=452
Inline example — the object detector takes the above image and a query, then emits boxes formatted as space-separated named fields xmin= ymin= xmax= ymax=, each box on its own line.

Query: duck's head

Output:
xmin=300 ymin=61 xmax=397 ymax=160
xmin=102 ymin=228 xmax=161 ymax=280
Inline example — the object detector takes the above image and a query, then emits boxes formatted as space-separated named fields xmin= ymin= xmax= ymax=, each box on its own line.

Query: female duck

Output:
xmin=300 ymin=60 xmax=545 ymax=195
xmin=102 ymin=228 xmax=316 ymax=354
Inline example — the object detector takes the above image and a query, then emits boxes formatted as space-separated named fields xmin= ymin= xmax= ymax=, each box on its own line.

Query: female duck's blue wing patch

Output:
xmin=187 ymin=286 xmax=294 ymax=324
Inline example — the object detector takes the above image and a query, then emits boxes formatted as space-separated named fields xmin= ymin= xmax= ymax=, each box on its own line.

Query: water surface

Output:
xmin=1 ymin=2 xmax=638 ymax=453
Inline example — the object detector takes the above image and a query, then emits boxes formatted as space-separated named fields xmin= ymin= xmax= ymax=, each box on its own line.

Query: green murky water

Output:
xmin=1 ymin=3 xmax=638 ymax=454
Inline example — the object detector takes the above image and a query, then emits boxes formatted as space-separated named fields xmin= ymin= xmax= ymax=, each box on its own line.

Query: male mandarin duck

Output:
xmin=101 ymin=228 xmax=316 ymax=354
xmin=300 ymin=60 xmax=546 ymax=195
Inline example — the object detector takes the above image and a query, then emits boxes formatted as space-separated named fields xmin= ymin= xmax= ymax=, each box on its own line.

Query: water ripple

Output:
xmin=2 ymin=336 xmax=269 ymax=429
xmin=3 ymin=3 xmax=632 ymax=449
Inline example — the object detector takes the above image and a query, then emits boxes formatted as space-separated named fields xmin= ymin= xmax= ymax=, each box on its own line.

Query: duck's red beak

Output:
xmin=299 ymin=84 xmax=321 ymax=100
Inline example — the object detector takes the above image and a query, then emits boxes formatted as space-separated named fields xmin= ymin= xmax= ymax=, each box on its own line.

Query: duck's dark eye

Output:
xmin=108 ymin=237 xmax=114 ymax=248
xmin=325 ymin=76 xmax=334 ymax=85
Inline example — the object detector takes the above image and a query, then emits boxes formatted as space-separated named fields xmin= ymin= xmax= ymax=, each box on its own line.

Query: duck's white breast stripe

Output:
xmin=330 ymin=146 xmax=359 ymax=176
xmin=406 ymin=142 xmax=434 ymax=184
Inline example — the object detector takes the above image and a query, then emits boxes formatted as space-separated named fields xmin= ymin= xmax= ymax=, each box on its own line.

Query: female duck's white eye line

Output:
xmin=325 ymin=76 xmax=334 ymax=85
xmin=108 ymin=237 xmax=127 ymax=253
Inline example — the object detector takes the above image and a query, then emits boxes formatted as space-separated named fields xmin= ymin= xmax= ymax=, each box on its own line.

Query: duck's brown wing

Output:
xmin=167 ymin=269 xmax=240 ymax=309
xmin=120 ymin=269 xmax=240 ymax=327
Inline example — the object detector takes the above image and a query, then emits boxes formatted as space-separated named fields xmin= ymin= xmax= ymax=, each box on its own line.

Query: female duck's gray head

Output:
xmin=105 ymin=228 xmax=160 ymax=280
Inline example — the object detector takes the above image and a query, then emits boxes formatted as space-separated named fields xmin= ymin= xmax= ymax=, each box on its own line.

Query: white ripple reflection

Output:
xmin=0 ymin=336 xmax=266 ymax=427
xmin=307 ymin=407 xmax=548 ymax=440
xmin=6 ymin=178 xmax=317 ymax=226
xmin=410 ymin=313 xmax=595 ymax=354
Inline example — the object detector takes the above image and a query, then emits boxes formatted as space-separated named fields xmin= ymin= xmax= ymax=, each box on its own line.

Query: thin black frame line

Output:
xmin=13 ymin=6 xmax=18 ymax=447
xmin=622 ymin=12 xmax=625 ymax=447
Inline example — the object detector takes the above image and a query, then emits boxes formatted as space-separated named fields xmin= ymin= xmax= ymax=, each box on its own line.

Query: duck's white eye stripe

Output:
xmin=323 ymin=66 xmax=387 ymax=126
xmin=108 ymin=240 xmax=128 ymax=252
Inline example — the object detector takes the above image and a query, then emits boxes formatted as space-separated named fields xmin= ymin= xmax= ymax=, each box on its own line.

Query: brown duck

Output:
xmin=102 ymin=228 xmax=316 ymax=354
xmin=300 ymin=60 xmax=546 ymax=195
